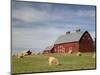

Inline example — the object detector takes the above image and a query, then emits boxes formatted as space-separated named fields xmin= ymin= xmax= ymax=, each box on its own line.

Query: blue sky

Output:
xmin=12 ymin=0 xmax=96 ymax=52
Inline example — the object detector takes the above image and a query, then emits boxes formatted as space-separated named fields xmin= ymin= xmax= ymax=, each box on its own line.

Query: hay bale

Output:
xmin=48 ymin=57 xmax=59 ymax=65
xmin=14 ymin=53 xmax=18 ymax=57
xmin=37 ymin=52 xmax=41 ymax=55
xmin=92 ymin=53 xmax=95 ymax=58
xmin=17 ymin=55 xmax=23 ymax=58
xmin=12 ymin=53 xmax=16 ymax=57
xmin=17 ymin=53 xmax=24 ymax=58
xmin=76 ymin=52 xmax=82 ymax=56
xmin=68 ymin=50 xmax=72 ymax=54
xmin=21 ymin=51 xmax=28 ymax=56
xmin=32 ymin=52 xmax=37 ymax=55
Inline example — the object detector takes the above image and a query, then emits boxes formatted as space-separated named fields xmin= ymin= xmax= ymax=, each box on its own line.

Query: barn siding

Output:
xmin=53 ymin=42 xmax=79 ymax=53
xmin=79 ymin=32 xmax=93 ymax=52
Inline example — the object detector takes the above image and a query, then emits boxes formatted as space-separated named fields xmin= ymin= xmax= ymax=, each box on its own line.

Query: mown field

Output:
xmin=12 ymin=53 xmax=96 ymax=74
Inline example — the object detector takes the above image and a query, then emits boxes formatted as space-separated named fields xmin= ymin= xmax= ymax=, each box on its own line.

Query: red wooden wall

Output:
xmin=52 ymin=42 xmax=79 ymax=53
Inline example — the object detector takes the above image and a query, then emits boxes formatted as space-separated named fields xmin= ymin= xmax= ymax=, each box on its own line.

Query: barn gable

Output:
xmin=79 ymin=31 xmax=94 ymax=52
xmin=79 ymin=31 xmax=93 ymax=42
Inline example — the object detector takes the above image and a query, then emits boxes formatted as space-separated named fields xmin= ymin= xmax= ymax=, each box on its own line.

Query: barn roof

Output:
xmin=55 ymin=31 xmax=86 ymax=44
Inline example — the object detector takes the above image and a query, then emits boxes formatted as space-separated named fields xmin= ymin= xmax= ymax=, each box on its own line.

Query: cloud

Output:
xmin=12 ymin=1 xmax=95 ymax=26
xmin=12 ymin=7 xmax=47 ymax=22
xmin=12 ymin=27 xmax=66 ymax=50
xmin=76 ymin=10 xmax=95 ymax=17
xmin=12 ymin=1 xmax=64 ymax=23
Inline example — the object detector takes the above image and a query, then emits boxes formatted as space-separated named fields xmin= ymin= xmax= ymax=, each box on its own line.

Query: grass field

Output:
xmin=12 ymin=53 xmax=96 ymax=74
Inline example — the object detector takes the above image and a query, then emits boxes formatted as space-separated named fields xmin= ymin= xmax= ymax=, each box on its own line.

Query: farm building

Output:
xmin=43 ymin=46 xmax=54 ymax=54
xmin=26 ymin=50 xmax=32 ymax=55
xmin=51 ymin=29 xmax=94 ymax=53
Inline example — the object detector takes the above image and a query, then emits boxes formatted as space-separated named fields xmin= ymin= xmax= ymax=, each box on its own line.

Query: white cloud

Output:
xmin=12 ymin=27 xmax=65 ymax=50
xmin=12 ymin=7 xmax=48 ymax=22
xmin=76 ymin=10 xmax=95 ymax=17
xmin=12 ymin=4 xmax=72 ymax=24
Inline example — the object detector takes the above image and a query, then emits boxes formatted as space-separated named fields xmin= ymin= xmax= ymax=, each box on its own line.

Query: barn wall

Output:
xmin=53 ymin=42 xmax=79 ymax=53
xmin=79 ymin=32 xmax=94 ymax=52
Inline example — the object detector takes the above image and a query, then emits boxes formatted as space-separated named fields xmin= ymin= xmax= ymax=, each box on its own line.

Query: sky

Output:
xmin=12 ymin=0 xmax=96 ymax=53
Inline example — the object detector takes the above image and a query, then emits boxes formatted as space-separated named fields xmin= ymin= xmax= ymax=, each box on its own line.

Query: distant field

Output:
xmin=12 ymin=53 xmax=96 ymax=74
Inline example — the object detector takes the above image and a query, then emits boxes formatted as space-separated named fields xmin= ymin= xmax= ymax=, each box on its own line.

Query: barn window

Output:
xmin=59 ymin=46 xmax=62 ymax=48
xmin=59 ymin=49 xmax=62 ymax=53
xmin=54 ymin=49 xmax=56 ymax=52
xmin=58 ymin=46 xmax=60 ymax=49
xmin=62 ymin=47 xmax=65 ymax=53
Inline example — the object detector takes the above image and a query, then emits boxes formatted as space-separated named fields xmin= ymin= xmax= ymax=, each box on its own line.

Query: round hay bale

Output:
xmin=17 ymin=53 xmax=24 ymax=58
xmin=37 ymin=52 xmax=41 ymax=55
xmin=48 ymin=57 xmax=59 ymax=65
xmin=76 ymin=52 xmax=82 ymax=56
xmin=31 ymin=52 xmax=37 ymax=55
xmin=68 ymin=50 xmax=72 ymax=54
xmin=18 ymin=55 xmax=23 ymax=58
xmin=92 ymin=53 xmax=95 ymax=58
xmin=12 ymin=53 xmax=16 ymax=57
xmin=23 ymin=52 xmax=28 ymax=56
xmin=21 ymin=51 xmax=28 ymax=56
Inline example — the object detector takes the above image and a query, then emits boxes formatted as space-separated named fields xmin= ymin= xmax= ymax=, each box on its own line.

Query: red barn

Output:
xmin=51 ymin=30 xmax=94 ymax=53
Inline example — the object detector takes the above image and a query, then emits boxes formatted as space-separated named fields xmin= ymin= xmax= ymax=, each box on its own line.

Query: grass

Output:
xmin=12 ymin=53 xmax=96 ymax=74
